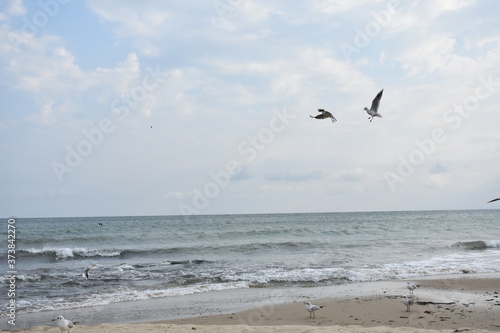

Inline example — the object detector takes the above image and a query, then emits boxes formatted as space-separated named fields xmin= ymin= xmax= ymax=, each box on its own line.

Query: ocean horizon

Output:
xmin=8 ymin=207 xmax=500 ymax=219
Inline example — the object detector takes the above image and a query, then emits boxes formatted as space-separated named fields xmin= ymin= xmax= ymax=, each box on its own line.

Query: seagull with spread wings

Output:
xmin=310 ymin=109 xmax=337 ymax=123
xmin=83 ymin=264 xmax=98 ymax=279
xmin=364 ymin=89 xmax=384 ymax=122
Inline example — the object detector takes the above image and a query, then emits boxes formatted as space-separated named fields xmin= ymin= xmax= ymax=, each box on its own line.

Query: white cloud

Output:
xmin=398 ymin=35 xmax=477 ymax=77
xmin=2 ymin=1 xmax=500 ymax=217
xmin=165 ymin=191 xmax=194 ymax=200
xmin=3 ymin=0 xmax=26 ymax=18
xmin=300 ymin=48 xmax=372 ymax=92
xmin=87 ymin=1 xmax=171 ymax=38
xmin=0 ymin=20 xmax=145 ymax=125
xmin=389 ymin=0 xmax=475 ymax=33
xmin=338 ymin=167 xmax=366 ymax=182
xmin=86 ymin=1 xmax=207 ymax=56
xmin=312 ymin=0 xmax=368 ymax=15
xmin=234 ymin=1 xmax=277 ymax=23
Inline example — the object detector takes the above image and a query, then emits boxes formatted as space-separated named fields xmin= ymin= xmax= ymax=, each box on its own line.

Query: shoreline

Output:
xmin=161 ymin=273 xmax=500 ymax=330
xmin=3 ymin=273 xmax=500 ymax=332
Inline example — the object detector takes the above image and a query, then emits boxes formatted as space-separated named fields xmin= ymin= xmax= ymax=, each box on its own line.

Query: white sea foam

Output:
xmin=485 ymin=240 xmax=500 ymax=248
xmin=16 ymin=281 xmax=250 ymax=313
xmin=25 ymin=247 xmax=122 ymax=259
xmin=221 ymin=251 xmax=500 ymax=285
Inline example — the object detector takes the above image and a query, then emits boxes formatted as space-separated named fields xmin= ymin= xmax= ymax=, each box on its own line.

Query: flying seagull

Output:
xmin=83 ymin=264 xmax=98 ymax=279
xmin=401 ymin=295 xmax=415 ymax=312
xmin=364 ymin=89 xmax=384 ymax=122
xmin=487 ymin=198 xmax=500 ymax=203
xmin=310 ymin=109 xmax=337 ymax=123
xmin=52 ymin=315 xmax=77 ymax=332
xmin=304 ymin=300 xmax=324 ymax=318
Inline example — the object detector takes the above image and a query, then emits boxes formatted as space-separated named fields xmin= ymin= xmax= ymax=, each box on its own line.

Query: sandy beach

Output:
xmin=4 ymin=273 xmax=500 ymax=333
xmin=6 ymin=324 xmax=498 ymax=333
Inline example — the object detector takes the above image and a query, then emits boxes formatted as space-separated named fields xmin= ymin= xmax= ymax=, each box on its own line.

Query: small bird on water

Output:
xmin=363 ymin=89 xmax=384 ymax=122
xmin=52 ymin=315 xmax=77 ymax=332
xmin=304 ymin=300 xmax=324 ymax=318
xmin=310 ymin=109 xmax=337 ymax=123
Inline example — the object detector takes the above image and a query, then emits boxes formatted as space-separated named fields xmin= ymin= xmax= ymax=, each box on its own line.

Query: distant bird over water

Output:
xmin=304 ymin=300 xmax=324 ymax=318
xmin=487 ymin=198 xmax=500 ymax=203
xmin=364 ymin=89 xmax=384 ymax=122
xmin=310 ymin=109 xmax=337 ymax=123
xmin=83 ymin=264 xmax=98 ymax=279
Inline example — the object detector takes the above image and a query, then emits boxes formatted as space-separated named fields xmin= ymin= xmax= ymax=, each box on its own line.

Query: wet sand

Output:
xmin=5 ymin=273 xmax=500 ymax=332
xmin=163 ymin=275 xmax=500 ymax=330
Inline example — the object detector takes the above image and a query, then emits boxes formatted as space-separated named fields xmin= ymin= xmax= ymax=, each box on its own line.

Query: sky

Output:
xmin=1 ymin=0 xmax=500 ymax=218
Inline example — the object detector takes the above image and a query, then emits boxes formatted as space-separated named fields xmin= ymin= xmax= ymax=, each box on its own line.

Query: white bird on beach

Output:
xmin=401 ymin=295 xmax=415 ymax=312
xmin=310 ymin=109 xmax=337 ymax=123
xmin=304 ymin=301 xmax=324 ymax=318
xmin=406 ymin=281 xmax=418 ymax=294
xmin=52 ymin=315 xmax=77 ymax=332
xmin=363 ymin=89 xmax=384 ymax=122
xmin=83 ymin=264 xmax=98 ymax=279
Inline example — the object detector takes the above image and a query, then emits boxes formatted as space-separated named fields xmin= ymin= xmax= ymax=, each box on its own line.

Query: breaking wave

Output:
xmin=450 ymin=240 xmax=500 ymax=250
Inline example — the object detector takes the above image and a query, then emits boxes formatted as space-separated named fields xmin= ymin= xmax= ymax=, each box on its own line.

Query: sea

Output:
xmin=1 ymin=210 xmax=500 ymax=316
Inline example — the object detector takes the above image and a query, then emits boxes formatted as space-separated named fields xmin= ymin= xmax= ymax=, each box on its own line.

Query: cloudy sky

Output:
xmin=1 ymin=0 xmax=500 ymax=218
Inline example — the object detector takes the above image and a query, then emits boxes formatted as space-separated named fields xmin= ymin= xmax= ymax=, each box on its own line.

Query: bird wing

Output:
xmin=487 ymin=198 xmax=500 ymax=203
xmin=370 ymin=89 xmax=384 ymax=112
xmin=83 ymin=265 xmax=98 ymax=279
xmin=317 ymin=109 xmax=333 ymax=117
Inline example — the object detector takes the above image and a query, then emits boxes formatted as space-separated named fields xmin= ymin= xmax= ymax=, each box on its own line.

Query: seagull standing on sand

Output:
xmin=83 ymin=264 xmax=98 ymax=279
xmin=407 ymin=281 xmax=417 ymax=295
xmin=310 ymin=109 xmax=337 ymax=123
xmin=401 ymin=295 xmax=415 ymax=312
xmin=304 ymin=301 xmax=324 ymax=318
xmin=364 ymin=89 xmax=384 ymax=122
xmin=487 ymin=198 xmax=500 ymax=203
xmin=52 ymin=315 xmax=77 ymax=332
